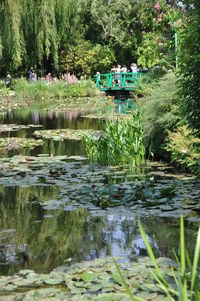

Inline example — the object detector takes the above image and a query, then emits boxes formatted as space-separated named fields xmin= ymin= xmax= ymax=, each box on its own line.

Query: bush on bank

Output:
xmin=138 ymin=72 xmax=180 ymax=159
xmin=166 ymin=126 xmax=200 ymax=175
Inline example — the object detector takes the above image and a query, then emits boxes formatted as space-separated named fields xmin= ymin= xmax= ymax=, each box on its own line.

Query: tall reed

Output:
xmin=138 ymin=216 xmax=200 ymax=301
xmin=113 ymin=217 xmax=200 ymax=300
xmin=83 ymin=112 xmax=146 ymax=170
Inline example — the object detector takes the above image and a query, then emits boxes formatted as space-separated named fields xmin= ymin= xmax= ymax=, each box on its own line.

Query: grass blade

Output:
xmin=191 ymin=226 xmax=200 ymax=291
xmin=113 ymin=257 xmax=145 ymax=301
xmin=180 ymin=216 xmax=188 ymax=301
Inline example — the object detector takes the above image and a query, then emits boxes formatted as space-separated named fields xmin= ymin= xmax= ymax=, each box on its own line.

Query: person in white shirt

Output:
xmin=121 ymin=65 xmax=127 ymax=73
xmin=115 ymin=64 xmax=121 ymax=85
xmin=131 ymin=63 xmax=138 ymax=73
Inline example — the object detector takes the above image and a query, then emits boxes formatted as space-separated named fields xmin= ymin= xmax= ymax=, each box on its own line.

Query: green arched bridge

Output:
xmin=95 ymin=72 xmax=142 ymax=92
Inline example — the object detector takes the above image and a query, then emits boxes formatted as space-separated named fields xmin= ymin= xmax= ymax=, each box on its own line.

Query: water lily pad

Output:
xmin=23 ymin=287 xmax=64 ymax=301
xmin=3 ymin=284 xmax=18 ymax=292
xmin=0 ymin=137 xmax=43 ymax=150
xmin=80 ymin=271 xmax=96 ymax=282
xmin=42 ymin=274 xmax=63 ymax=285
xmin=94 ymin=293 xmax=128 ymax=301
xmin=33 ymin=129 xmax=101 ymax=141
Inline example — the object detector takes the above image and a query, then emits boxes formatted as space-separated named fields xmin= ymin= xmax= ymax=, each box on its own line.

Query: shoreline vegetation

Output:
xmin=0 ymin=79 xmax=108 ymax=113
xmin=0 ymin=72 xmax=200 ymax=175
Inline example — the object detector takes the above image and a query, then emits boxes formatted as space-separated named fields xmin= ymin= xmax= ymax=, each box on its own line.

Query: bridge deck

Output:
xmin=95 ymin=72 xmax=142 ymax=91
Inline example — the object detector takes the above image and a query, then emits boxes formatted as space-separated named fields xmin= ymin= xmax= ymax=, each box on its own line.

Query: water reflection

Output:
xmin=0 ymin=108 xmax=199 ymax=278
xmin=0 ymin=109 xmax=103 ymax=131
xmin=0 ymin=108 xmax=103 ymax=157
xmin=0 ymin=185 xmax=197 ymax=276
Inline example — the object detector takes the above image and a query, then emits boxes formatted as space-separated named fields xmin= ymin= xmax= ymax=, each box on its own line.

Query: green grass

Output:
xmin=13 ymin=78 xmax=100 ymax=102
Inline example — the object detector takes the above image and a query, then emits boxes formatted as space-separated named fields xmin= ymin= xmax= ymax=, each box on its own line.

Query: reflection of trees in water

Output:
xmin=1 ymin=109 xmax=102 ymax=131
xmin=63 ymin=111 xmax=79 ymax=121
xmin=0 ymin=185 xmax=198 ymax=275
xmin=140 ymin=217 xmax=198 ymax=259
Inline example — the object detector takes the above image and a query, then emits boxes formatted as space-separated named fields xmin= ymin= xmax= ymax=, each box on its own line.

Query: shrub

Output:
xmin=166 ymin=126 xmax=200 ymax=175
xmin=178 ymin=1 xmax=200 ymax=130
xmin=60 ymin=40 xmax=116 ymax=76
xmin=138 ymin=72 xmax=180 ymax=159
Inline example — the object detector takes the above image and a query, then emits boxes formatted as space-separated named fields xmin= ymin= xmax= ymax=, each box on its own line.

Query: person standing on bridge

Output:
xmin=121 ymin=65 xmax=127 ymax=73
xmin=131 ymin=63 xmax=138 ymax=83
xmin=121 ymin=65 xmax=127 ymax=86
xmin=116 ymin=64 xmax=121 ymax=85
xmin=131 ymin=63 xmax=138 ymax=74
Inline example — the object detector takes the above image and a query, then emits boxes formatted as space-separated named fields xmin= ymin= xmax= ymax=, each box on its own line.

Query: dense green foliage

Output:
xmin=166 ymin=126 xmax=200 ymax=174
xmin=0 ymin=0 xmax=181 ymax=76
xmin=138 ymin=73 xmax=180 ymax=158
xmin=178 ymin=0 xmax=200 ymax=129
xmin=13 ymin=78 xmax=99 ymax=101
xmin=83 ymin=113 xmax=145 ymax=169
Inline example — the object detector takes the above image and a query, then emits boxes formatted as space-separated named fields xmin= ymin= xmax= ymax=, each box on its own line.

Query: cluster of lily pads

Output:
xmin=0 ymin=124 xmax=42 ymax=133
xmin=0 ymin=256 xmax=176 ymax=300
xmin=0 ymin=94 xmax=29 ymax=111
xmin=0 ymin=138 xmax=43 ymax=150
xmin=46 ymin=97 xmax=111 ymax=114
xmin=0 ymin=155 xmax=199 ymax=222
xmin=33 ymin=129 xmax=101 ymax=141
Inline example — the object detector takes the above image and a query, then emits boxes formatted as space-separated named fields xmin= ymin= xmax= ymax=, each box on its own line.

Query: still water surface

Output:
xmin=0 ymin=108 xmax=199 ymax=276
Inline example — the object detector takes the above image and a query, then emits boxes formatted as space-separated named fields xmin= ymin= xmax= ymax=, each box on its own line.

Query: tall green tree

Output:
xmin=0 ymin=0 xmax=183 ymax=76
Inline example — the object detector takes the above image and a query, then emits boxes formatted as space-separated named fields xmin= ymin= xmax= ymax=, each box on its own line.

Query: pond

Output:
xmin=0 ymin=108 xmax=199 ymax=278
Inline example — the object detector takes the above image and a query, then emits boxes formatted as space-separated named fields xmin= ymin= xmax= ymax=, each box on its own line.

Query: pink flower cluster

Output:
xmin=61 ymin=73 xmax=78 ymax=84
xmin=154 ymin=2 xmax=162 ymax=22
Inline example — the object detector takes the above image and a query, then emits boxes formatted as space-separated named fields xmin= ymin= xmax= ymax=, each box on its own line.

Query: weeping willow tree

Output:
xmin=0 ymin=0 xmax=183 ymax=76
xmin=0 ymin=0 xmax=88 ymax=75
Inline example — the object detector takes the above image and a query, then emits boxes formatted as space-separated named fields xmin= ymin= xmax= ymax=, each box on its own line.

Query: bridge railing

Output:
xmin=95 ymin=72 xmax=143 ymax=90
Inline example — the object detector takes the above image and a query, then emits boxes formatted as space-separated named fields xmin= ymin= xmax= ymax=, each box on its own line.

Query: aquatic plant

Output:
xmin=138 ymin=216 xmax=200 ymax=301
xmin=33 ymin=128 xmax=101 ymax=141
xmin=83 ymin=112 xmax=146 ymax=170
xmin=113 ymin=216 xmax=200 ymax=300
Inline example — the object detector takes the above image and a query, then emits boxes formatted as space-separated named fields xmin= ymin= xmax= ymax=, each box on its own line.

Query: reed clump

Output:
xmin=83 ymin=112 xmax=146 ymax=170
xmin=114 ymin=216 xmax=200 ymax=301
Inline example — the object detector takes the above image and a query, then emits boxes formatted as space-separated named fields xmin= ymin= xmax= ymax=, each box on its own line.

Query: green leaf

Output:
xmin=80 ymin=271 xmax=95 ymax=282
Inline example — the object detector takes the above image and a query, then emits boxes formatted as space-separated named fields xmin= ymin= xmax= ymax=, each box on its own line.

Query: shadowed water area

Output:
xmin=0 ymin=108 xmax=199 ymax=277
